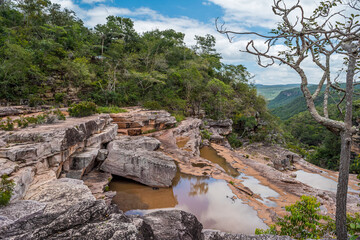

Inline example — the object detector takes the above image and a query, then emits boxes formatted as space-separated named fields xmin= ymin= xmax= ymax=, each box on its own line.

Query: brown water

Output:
xmin=200 ymin=146 xmax=240 ymax=177
xmin=176 ymin=137 xmax=190 ymax=148
xmin=109 ymin=172 xmax=268 ymax=234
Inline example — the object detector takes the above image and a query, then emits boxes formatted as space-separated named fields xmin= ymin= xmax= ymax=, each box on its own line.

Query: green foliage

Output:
xmin=0 ymin=117 xmax=14 ymax=131
xmin=255 ymin=196 xmax=333 ymax=239
xmin=54 ymin=93 xmax=66 ymax=104
xmin=173 ymin=113 xmax=185 ymax=122
xmin=97 ymin=106 xmax=127 ymax=114
xmin=0 ymin=1 xmax=275 ymax=143
xmin=0 ymin=175 xmax=15 ymax=206
xmin=350 ymin=155 xmax=360 ymax=174
xmin=68 ymin=101 xmax=98 ymax=117
xmin=200 ymin=129 xmax=212 ymax=140
xmin=0 ymin=110 xmax=66 ymax=131
xmin=255 ymin=225 xmax=277 ymax=235
xmin=227 ymin=133 xmax=242 ymax=148
xmin=104 ymin=185 xmax=109 ymax=192
xmin=347 ymin=213 xmax=360 ymax=237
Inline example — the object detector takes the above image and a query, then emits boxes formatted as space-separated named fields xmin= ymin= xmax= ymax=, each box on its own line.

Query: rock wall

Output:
xmin=0 ymin=114 xmax=117 ymax=201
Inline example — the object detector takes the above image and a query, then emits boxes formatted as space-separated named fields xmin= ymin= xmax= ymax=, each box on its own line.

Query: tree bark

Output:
xmin=335 ymin=53 xmax=356 ymax=240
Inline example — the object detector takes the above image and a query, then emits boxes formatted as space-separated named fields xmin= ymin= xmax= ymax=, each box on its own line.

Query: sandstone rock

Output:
xmin=141 ymin=210 xmax=203 ymax=240
xmin=205 ymin=119 xmax=233 ymax=136
xmin=113 ymin=135 xmax=161 ymax=151
xmin=10 ymin=167 xmax=35 ymax=201
xmin=1 ymin=178 xmax=154 ymax=240
xmin=96 ymin=149 xmax=109 ymax=161
xmin=85 ymin=124 xmax=118 ymax=148
xmin=203 ymin=230 xmax=293 ymax=240
xmin=101 ymin=148 xmax=176 ymax=187
xmin=0 ymin=158 xmax=18 ymax=176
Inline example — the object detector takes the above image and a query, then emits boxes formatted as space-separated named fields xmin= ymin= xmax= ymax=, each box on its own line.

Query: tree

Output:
xmin=217 ymin=0 xmax=359 ymax=238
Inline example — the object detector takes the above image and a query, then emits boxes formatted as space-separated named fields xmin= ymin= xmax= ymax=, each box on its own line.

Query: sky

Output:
xmin=51 ymin=0 xmax=352 ymax=85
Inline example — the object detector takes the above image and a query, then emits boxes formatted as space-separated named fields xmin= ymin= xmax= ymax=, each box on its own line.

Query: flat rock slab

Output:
xmin=101 ymin=137 xmax=176 ymax=187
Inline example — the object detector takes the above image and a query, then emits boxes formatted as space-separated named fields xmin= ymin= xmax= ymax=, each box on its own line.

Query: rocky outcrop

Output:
xmin=203 ymin=230 xmax=293 ymax=240
xmin=0 ymin=178 xmax=154 ymax=240
xmin=100 ymin=136 xmax=177 ymax=187
xmin=203 ymin=119 xmax=233 ymax=147
xmin=0 ymin=114 xmax=117 ymax=201
xmin=141 ymin=210 xmax=203 ymax=240
xmin=111 ymin=108 xmax=177 ymax=136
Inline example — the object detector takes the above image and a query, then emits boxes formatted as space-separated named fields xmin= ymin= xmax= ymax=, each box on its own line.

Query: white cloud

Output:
xmin=82 ymin=0 xmax=106 ymax=4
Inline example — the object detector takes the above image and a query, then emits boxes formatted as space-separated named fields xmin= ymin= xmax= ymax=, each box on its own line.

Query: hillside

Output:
xmin=255 ymin=84 xmax=300 ymax=100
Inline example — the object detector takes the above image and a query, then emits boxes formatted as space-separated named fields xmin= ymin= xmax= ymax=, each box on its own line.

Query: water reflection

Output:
xmin=295 ymin=170 xmax=360 ymax=193
xmin=237 ymin=175 xmax=279 ymax=207
xmin=109 ymin=172 xmax=268 ymax=234
xmin=200 ymin=146 xmax=240 ymax=177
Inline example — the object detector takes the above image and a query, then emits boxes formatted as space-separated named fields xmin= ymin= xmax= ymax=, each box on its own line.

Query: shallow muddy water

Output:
xmin=109 ymin=172 xmax=268 ymax=234
xmin=295 ymin=170 xmax=360 ymax=193
xmin=200 ymin=146 xmax=240 ymax=177
xmin=237 ymin=175 xmax=279 ymax=207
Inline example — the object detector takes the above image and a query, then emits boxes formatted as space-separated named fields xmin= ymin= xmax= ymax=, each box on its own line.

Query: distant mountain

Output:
xmin=255 ymin=84 xmax=301 ymax=100
xmin=269 ymin=83 xmax=359 ymax=120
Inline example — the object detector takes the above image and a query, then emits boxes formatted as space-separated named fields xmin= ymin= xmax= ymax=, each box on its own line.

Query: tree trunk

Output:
xmin=335 ymin=53 xmax=356 ymax=240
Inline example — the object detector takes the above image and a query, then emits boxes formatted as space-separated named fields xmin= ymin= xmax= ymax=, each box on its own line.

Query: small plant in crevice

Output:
xmin=104 ymin=185 xmax=110 ymax=192
xmin=0 ymin=175 xmax=15 ymax=206
xmin=200 ymin=129 xmax=212 ymax=140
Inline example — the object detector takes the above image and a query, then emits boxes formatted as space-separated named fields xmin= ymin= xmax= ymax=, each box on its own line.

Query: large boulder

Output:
xmin=141 ymin=210 xmax=203 ymax=240
xmin=100 ymin=137 xmax=177 ymax=187
xmin=0 ymin=178 xmax=154 ymax=240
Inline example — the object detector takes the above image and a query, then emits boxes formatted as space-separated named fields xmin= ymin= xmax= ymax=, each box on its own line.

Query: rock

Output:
xmin=0 ymin=140 xmax=6 ymax=148
xmin=141 ymin=210 xmax=203 ymax=240
xmin=1 ymin=178 xmax=155 ymax=240
xmin=96 ymin=149 xmax=109 ymax=161
xmin=111 ymin=109 xmax=176 ymax=136
xmin=113 ymin=135 xmax=161 ymax=151
xmin=85 ymin=124 xmax=118 ymax=148
xmin=83 ymin=170 xmax=113 ymax=204
xmin=289 ymin=173 xmax=297 ymax=178
xmin=0 ymin=158 xmax=18 ymax=176
xmin=101 ymin=139 xmax=177 ymax=187
xmin=10 ymin=167 xmax=35 ymax=201
xmin=0 ymin=107 xmax=20 ymax=117
xmin=203 ymin=230 xmax=293 ymax=240
xmin=204 ymin=119 xmax=233 ymax=136
xmin=65 ymin=148 xmax=99 ymax=179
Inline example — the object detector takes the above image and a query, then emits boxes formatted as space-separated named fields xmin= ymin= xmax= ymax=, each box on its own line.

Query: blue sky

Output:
xmin=51 ymin=0 xmax=349 ymax=85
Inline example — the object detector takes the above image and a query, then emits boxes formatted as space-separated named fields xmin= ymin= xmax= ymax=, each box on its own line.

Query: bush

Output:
xmin=143 ymin=100 xmax=162 ymax=110
xmin=68 ymin=101 xmax=98 ymax=117
xmin=0 ymin=117 xmax=14 ymax=131
xmin=173 ymin=113 xmax=185 ymax=122
xmin=97 ymin=106 xmax=127 ymax=114
xmin=54 ymin=93 xmax=67 ymax=104
xmin=200 ymin=129 xmax=212 ymax=140
xmin=255 ymin=195 xmax=333 ymax=239
xmin=0 ymin=175 xmax=15 ymax=206
xmin=227 ymin=133 xmax=242 ymax=148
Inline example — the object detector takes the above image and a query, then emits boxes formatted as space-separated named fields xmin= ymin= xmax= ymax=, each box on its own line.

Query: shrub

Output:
xmin=348 ymin=213 xmax=360 ymax=237
xmin=54 ymin=93 xmax=67 ymax=104
xmin=173 ymin=113 xmax=185 ymax=122
xmin=227 ymin=133 xmax=242 ymax=148
xmin=68 ymin=101 xmax=98 ymax=117
xmin=143 ymin=100 xmax=162 ymax=110
xmin=0 ymin=117 xmax=14 ymax=131
xmin=255 ymin=196 xmax=333 ymax=239
xmin=0 ymin=175 xmax=15 ymax=206
xmin=97 ymin=106 xmax=127 ymax=114
xmin=200 ymin=129 xmax=212 ymax=140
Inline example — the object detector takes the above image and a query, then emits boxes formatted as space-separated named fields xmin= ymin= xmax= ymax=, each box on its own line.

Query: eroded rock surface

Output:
xmin=141 ymin=210 xmax=203 ymax=240
xmin=101 ymin=136 xmax=176 ymax=187
xmin=0 ymin=178 xmax=154 ymax=240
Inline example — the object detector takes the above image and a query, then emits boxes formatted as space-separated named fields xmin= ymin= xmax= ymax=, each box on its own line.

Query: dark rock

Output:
xmin=141 ymin=210 xmax=203 ymax=240
xmin=203 ymin=230 xmax=293 ymax=240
